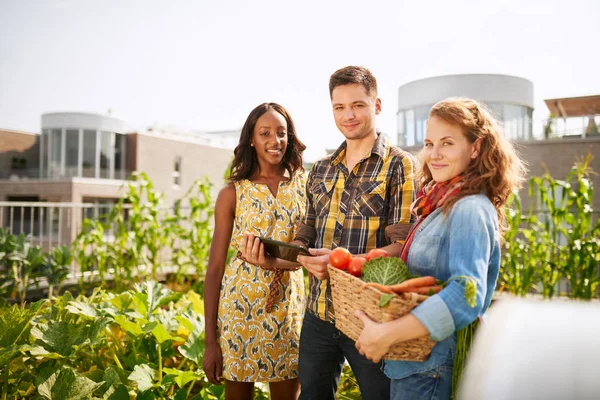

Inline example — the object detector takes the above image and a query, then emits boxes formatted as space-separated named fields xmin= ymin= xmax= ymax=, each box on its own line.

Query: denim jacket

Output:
xmin=384 ymin=194 xmax=500 ymax=379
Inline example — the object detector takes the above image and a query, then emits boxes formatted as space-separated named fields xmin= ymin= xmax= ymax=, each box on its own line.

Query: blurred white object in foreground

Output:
xmin=460 ymin=298 xmax=600 ymax=400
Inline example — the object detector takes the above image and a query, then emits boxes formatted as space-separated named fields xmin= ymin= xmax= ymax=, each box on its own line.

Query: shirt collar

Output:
xmin=330 ymin=132 xmax=388 ymax=167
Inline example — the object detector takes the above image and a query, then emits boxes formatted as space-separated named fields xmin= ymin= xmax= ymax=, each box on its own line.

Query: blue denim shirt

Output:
xmin=384 ymin=194 xmax=500 ymax=379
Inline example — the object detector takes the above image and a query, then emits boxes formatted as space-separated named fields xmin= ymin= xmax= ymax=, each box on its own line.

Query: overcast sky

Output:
xmin=1 ymin=0 xmax=598 ymax=161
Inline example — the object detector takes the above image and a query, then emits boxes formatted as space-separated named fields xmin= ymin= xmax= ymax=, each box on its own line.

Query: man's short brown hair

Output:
xmin=329 ymin=66 xmax=378 ymax=99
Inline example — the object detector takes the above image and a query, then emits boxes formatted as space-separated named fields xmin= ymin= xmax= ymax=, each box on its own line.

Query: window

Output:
xmin=49 ymin=129 xmax=62 ymax=177
xmin=99 ymin=131 xmax=113 ymax=179
xmin=115 ymin=133 xmax=126 ymax=179
xmin=65 ymin=129 xmax=79 ymax=177
xmin=11 ymin=157 xmax=26 ymax=169
xmin=397 ymin=111 xmax=405 ymax=146
xmin=405 ymin=110 xmax=415 ymax=147
xmin=82 ymin=130 xmax=96 ymax=178
xmin=173 ymin=156 xmax=182 ymax=187
xmin=40 ymin=130 xmax=48 ymax=177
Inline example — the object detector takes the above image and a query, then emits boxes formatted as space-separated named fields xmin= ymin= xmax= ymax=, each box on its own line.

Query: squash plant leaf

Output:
xmin=128 ymin=364 xmax=155 ymax=392
xmin=0 ymin=344 xmax=19 ymax=368
xmin=151 ymin=323 xmax=173 ymax=344
xmin=178 ymin=317 xmax=205 ymax=365
xmin=31 ymin=318 xmax=110 ymax=357
xmin=0 ymin=299 xmax=45 ymax=348
xmin=98 ymin=366 xmax=123 ymax=394
xmin=104 ymin=384 xmax=130 ymax=400
xmin=185 ymin=291 xmax=203 ymax=315
xmin=163 ymin=368 xmax=199 ymax=388
xmin=65 ymin=300 xmax=98 ymax=318
xmin=109 ymin=292 xmax=133 ymax=313
xmin=133 ymin=281 xmax=182 ymax=317
xmin=114 ymin=315 xmax=144 ymax=336
xmin=38 ymin=366 xmax=103 ymax=400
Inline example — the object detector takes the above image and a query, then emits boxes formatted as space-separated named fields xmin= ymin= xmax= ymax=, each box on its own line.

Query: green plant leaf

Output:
xmin=66 ymin=300 xmax=98 ymax=318
xmin=104 ymin=384 xmax=130 ymax=400
xmin=128 ymin=364 xmax=155 ymax=392
xmin=27 ymin=344 xmax=64 ymax=359
xmin=186 ymin=291 xmax=204 ymax=314
xmin=114 ymin=315 xmax=144 ymax=336
xmin=109 ymin=292 xmax=133 ymax=312
xmin=174 ymin=388 xmax=188 ymax=400
xmin=31 ymin=318 xmax=109 ymax=357
xmin=0 ymin=299 xmax=45 ymax=348
xmin=152 ymin=323 xmax=173 ymax=344
xmin=163 ymin=368 xmax=199 ymax=388
xmin=178 ymin=318 xmax=205 ymax=365
xmin=0 ymin=344 xmax=19 ymax=368
xmin=379 ymin=293 xmax=395 ymax=307
xmin=37 ymin=366 xmax=103 ymax=400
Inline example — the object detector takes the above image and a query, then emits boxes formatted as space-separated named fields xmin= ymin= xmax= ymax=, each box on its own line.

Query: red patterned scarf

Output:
xmin=400 ymin=175 xmax=465 ymax=262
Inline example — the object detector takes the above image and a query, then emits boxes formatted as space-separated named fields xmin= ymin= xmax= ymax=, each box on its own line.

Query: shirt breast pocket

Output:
xmin=352 ymin=180 xmax=387 ymax=217
xmin=310 ymin=179 xmax=334 ymax=217
xmin=408 ymin=235 xmax=442 ymax=275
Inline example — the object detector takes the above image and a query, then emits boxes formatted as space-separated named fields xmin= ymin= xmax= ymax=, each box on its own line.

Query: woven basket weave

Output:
xmin=328 ymin=265 xmax=436 ymax=361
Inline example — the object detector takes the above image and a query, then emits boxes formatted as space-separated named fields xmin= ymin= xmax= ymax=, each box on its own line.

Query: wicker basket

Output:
xmin=328 ymin=265 xmax=436 ymax=361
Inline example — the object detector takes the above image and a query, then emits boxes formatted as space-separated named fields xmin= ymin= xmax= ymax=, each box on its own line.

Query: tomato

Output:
xmin=330 ymin=247 xmax=352 ymax=270
xmin=366 ymin=248 xmax=389 ymax=261
xmin=348 ymin=256 xmax=367 ymax=277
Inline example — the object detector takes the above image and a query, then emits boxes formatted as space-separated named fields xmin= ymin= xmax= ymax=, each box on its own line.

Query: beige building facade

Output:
xmin=0 ymin=112 xmax=236 ymax=246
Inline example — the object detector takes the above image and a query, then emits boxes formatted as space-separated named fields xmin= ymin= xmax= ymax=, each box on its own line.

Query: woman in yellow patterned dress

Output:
xmin=203 ymin=102 xmax=307 ymax=400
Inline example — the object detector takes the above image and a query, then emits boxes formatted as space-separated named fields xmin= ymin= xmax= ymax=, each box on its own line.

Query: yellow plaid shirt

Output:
xmin=295 ymin=133 xmax=417 ymax=322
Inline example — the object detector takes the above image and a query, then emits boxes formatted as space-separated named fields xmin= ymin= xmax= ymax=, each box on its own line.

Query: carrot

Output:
xmin=405 ymin=285 xmax=443 ymax=295
xmin=388 ymin=276 xmax=437 ymax=292
xmin=392 ymin=284 xmax=442 ymax=294
xmin=362 ymin=282 xmax=395 ymax=294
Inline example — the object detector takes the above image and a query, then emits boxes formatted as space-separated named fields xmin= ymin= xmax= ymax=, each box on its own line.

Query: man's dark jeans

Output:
xmin=298 ymin=311 xmax=390 ymax=400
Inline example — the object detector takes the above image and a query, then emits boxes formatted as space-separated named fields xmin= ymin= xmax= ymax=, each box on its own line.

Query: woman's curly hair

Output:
xmin=419 ymin=97 xmax=527 ymax=233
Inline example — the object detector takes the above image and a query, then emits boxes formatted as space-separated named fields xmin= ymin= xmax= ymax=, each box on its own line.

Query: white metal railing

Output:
xmin=0 ymin=201 xmax=120 ymax=251
xmin=540 ymin=114 xmax=600 ymax=139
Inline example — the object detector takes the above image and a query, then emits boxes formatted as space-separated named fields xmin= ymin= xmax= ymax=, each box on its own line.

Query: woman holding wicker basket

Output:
xmin=202 ymin=103 xmax=307 ymax=400
xmin=354 ymin=97 xmax=526 ymax=400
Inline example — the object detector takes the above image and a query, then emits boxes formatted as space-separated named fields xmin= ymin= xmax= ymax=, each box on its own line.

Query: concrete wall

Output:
xmin=0 ymin=180 xmax=71 ymax=202
xmin=134 ymin=133 xmax=233 ymax=206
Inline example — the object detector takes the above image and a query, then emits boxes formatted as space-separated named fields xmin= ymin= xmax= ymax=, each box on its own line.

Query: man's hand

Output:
xmin=297 ymin=248 xmax=331 ymax=280
xmin=354 ymin=310 xmax=394 ymax=363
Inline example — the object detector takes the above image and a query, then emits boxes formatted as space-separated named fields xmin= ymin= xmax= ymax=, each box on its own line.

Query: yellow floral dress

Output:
xmin=217 ymin=172 xmax=306 ymax=382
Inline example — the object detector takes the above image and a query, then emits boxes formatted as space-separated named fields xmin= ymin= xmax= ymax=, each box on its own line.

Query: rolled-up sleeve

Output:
xmin=294 ymin=169 xmax=317 ymax=248
xmin=386 ymin=155 xmax=417 ymax=244
xmin=411 ymin=198 xmax=497 ymax=341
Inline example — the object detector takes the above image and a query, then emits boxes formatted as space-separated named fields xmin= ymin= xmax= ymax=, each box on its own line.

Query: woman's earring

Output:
xmin=250 ymin=143 xmax=254 ymax=147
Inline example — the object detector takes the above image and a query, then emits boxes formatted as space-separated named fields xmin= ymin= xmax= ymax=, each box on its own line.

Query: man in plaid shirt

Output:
xmin=293 ymin=66 xmax=417 ymax=400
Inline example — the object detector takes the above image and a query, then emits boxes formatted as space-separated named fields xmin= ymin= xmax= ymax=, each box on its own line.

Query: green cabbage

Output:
xmin=361 ymin=257 xmax=411 ymax=285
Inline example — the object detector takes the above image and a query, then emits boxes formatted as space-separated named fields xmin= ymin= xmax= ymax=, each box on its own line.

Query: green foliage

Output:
xmin=71 ymin=172 xmax=216 ymax=292
xmin=0 ymin=228 xmax=69 ymax=306
xmin=500 ymin=153 xmax=599 ymax=299
xmin=361 ymin=257 xmax=411 ymax=285
xmin=0 ymin=283 xmax=267 ymax=399
xmin=336 ymin=364 xmax=361 ymax=400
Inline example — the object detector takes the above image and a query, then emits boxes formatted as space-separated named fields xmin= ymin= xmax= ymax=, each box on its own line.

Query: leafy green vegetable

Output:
xmin=361 ymin=257 xmax=412 ymax=285
xmin=379 ymin=293 xmax=395 ymax=307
